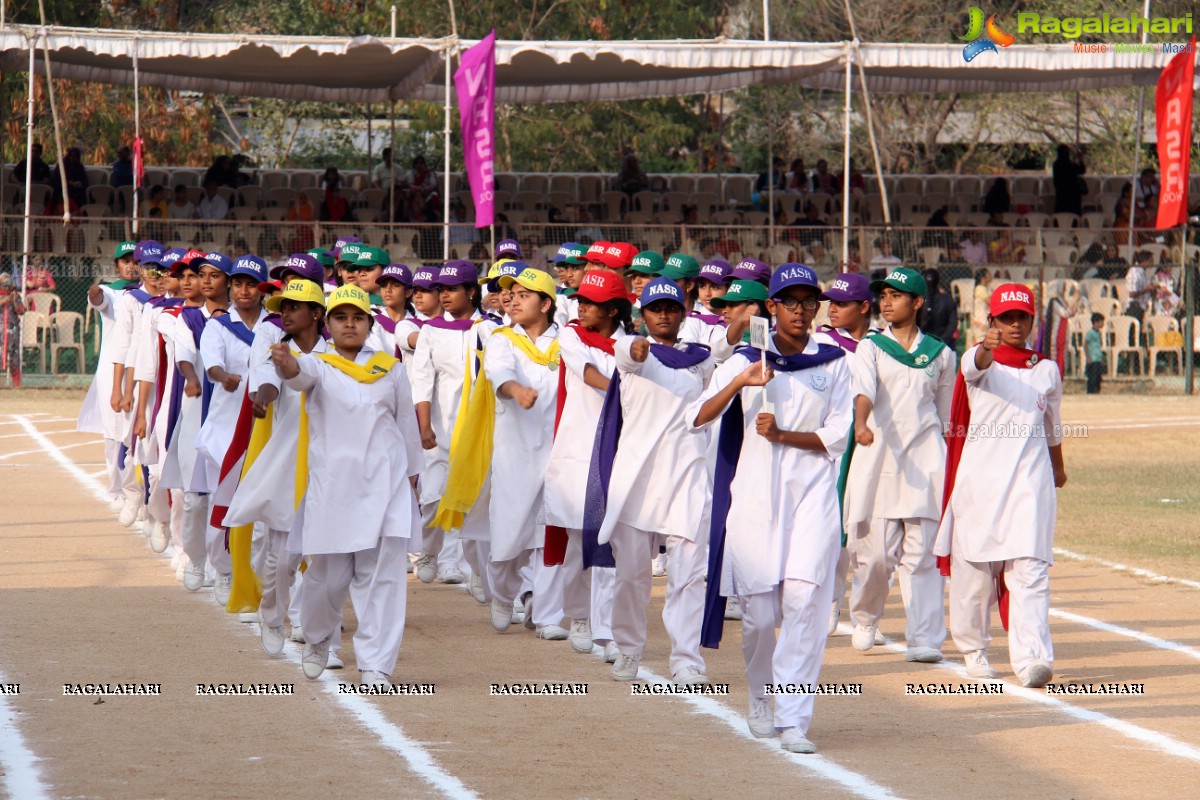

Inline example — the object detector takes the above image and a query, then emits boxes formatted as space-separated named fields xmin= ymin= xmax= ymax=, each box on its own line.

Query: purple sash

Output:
xmin=126 ymin=287 xmax=153 ymax=305
xmin=691 ymin=311 xmax=724 ymax=326
xmin=214 ymin=313 xmax=255 ymax=346
xmin=149 ymin=296 xmax=184 ymax=309
xmin=817 ymin=324 xmax=862 ymax=353
xmin=423 ymin=317 xmax=476 ymax=331
xmin=265 ymin=314 xmax=285 ymax=330
xmin=374 ymin=313 xmax=399 ymax=334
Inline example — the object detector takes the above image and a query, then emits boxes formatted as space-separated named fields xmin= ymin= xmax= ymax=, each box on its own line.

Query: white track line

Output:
xmin=0 ymin=440 xmax=95 ymax=461
xmin=1054 ymin=548 xmax=1200 ymax=591
xmin=18 ymin=414 xmax=478 ymax=800
xmin=1084 ymin=421 xmax=1200 ymax=431
xmin=0 ymin=667 xmax=52 ymax=800
xmin=1049 ymin=609 xmax=1200 ymax=662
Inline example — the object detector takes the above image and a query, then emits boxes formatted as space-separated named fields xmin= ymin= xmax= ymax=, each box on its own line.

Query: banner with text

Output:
xmin=454 ymin=31 xmax=496 ymax=229
xmin=1154 ymin=37 xmax=1195 ymax=230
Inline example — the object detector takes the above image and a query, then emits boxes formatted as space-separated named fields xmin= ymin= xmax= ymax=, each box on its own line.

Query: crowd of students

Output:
xmin=78 ymin=234 xmax=1067 ymax=755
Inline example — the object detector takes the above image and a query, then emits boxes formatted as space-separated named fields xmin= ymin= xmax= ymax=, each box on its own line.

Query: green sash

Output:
xmin=868 ymin=330 xmax=946 ymax=368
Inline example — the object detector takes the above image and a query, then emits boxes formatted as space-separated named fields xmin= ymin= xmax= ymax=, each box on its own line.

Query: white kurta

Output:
xmin=159 ymin=306 xmax=212 ymax=492
xmin=284 ymin=347 xmax=424 ymax=555
xmin=935 ymin=346 xmax=1063 ymax=565
xmin=843 ymin=328 xmax=956 ymax=526
xmin=484 ymin=324 xmax=560 ymax=562
xmin=544 ymin=326 xmax=626 ymax=529
xmin=247 ymin=320 xmax=285 ymax=397
xmin=688 ymin=340 xmax=853 ymax=595
xmin=78 ymin=285 xmax=133 ymax=438
xmin=553 ymin=294 xmax=580 ymax=329
xmin=598 ymin=339 xmax=715 ymax=544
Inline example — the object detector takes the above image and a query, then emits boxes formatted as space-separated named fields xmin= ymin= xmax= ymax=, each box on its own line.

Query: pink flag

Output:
xmin=454 ymin=31 xmax=496 ymax=229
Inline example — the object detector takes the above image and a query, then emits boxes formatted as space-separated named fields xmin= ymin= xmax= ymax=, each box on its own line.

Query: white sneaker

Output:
xmin=1020 ymin=661 xmax=1054 ymax=688
xmin=851 ymin=624 xmax=877 ymax=652
xmin=521 ymin=592 xmax=536 ymax=630
xmin=290 ymin=626 xmax=305 ymax=643
xmin=360 ymin=670 xmax=390 ymax=690
xmin=875 ymin=629 xmax=886 ymax=645
xmin=261 ymin=625 xmax=286 ymax=657
xmin=174 ymin=565 xmax=185 ymax=582
xmin=511 ymin=595 xmax=526 ymax=623
xmin=109 ymin=497 xmax=125 ymax=512
xmin=780 ymin=727 xmax=816 ymax=754
xmin=436 ymin=568 xmax=464 ymax=585
xmin=326 ymin=651 xmax=344 ymax=670
xmin=673 ymin=665 xmax=711 ymax=687
xmin=490 ymin=599 xmax=512 ymax=632
xmin=651 ymin=554 xmax=666 ymax=577
xmin=214 ymin=574 xmax=233 ymax=606
xmin=906 ymin=646 xmax=944 ymax=663
xmin=135 ymin=505 xmax=147 ymax=523
xmin=568 ymin=619 xmax=593 ymax=653
xmin=149 ymin=523 xmax=169 ymax=554
xmin=302 ymin=638 xmax=330 ymax=680
xmin=536 ymin=624 xmax=569 ymax=641
xmin=469 ymin=573 xmax=486 ymax=604
xmin=965 ymin=650 xmax=998 ymax=679
xmin=748 ymin=697 xmax=775 ymax=738
xmin=827 ymin=601 xmax=841 ymax=636
xmin=118 ymin=500 xmax=140 ymax=527
xmin=724 ymin=597 xmax=743 ymax=620
xmin=603 ymin=642 xmax=620 ymax=663
xmin=406 ymin=558 xmax=414 ymax=574
xmin=414 ymin=553 xmax=438 ymax=583
xmin=183 ymin=564 xmax=205 ymax=592
xmin=238 ymin=612 xmax=259 ymax=623
xmin=610 ymin=653 xmax=641 ymax=681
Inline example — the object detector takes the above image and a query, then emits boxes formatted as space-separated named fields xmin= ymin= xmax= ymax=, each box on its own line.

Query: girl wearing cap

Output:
xmin=695 ymin=259 xmax=732 ymax=317
xmin=544 ymin=269 xmax=634 ymax=660
xmin=935 ymin=284 xmax=1066 ymax=688
xmin=352 ymin=246 xmax=388 ymax=305
xmin=372 ymin=264 xmax=422 ymax=365
xmin=271 ymin=284 xmax=424 ymax=688
xmin=551 ymin=243 xmax=589 ymax=328
xmin=592 ymin=276 xmax=715 ymax=686
xmin=843 ymin=267 xmax=956 ymax=665
xmin=690 ymin=263 xmax=852 ymax=754
xmin=410 ymin=267 xmax=443 ymax=322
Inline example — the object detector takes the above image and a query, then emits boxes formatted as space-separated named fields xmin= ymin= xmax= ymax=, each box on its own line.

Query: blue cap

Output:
xmin=411 ymin=266 xmax=438 ymax=289
xmin=550 ymin=242 xmax=583 ymax=263
xmin=487 ymin=260 xmax=523 ymax=291
xmin=198 ymin=252 xmax=233 ymax=274
xmin=160 ymin=247 xmax=188 ymax=269
xmin=379 ymin=264 xmax=413 ymax=285
xmin=230 ymin=255 xmax=268 ymax=282
xmin=768 ymin=263 xmax=820 ymax=298
xmin=134 ymin=240 xmax=165 ymax=264
xmin=434 ymin=260 xmax=479 ymax=287
xmin=820 ymin=272 xmax=874 ymax=302
xmin=495 ymin=238 xmax=521 ymax=259
xmin=698 ymin=259 xmax=733 ymax=286
xmin=639 ymin=276 xmax=687 ymax=309
xmin=731 ymin=257 xmax=770 ymax=284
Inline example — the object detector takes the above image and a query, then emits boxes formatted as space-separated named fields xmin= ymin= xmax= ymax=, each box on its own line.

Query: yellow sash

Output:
xmin=226 ymin=402 xmax=276 ymax=614
xmin=315 ymin=350 xmax=398 ymax=382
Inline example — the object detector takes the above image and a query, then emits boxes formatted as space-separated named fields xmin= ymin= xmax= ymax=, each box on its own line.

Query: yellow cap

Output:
xmin=265 ymin=279 xmax=327 ymax=312
xmin=498 ymin=267 xmax=557 ymax=297
xmin=324 ymin=284 xmax=372 ymax=316
xmin=478 ymin=257 xmax=517 ymax=284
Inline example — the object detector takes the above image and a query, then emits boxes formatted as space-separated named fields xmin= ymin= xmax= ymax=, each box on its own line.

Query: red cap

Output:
xmin=600 ymin=241 xmax=638 ymax=270
xmin=171 ymin=249 xmax=208 ymax=273
xmin=585 ymin=241 xmax=612 ymax=264
xmin=989 ymin=283 xmax=1036 ymax=316
xmin=257 ymin=279 xmax=284 ymax=295
xmin=574 ymin=269 xmax=629 ymax=305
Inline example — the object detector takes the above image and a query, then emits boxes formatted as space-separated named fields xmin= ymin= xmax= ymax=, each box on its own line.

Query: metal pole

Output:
xmin=391 ymin=5 xmax=397 ymax=38
xmin=764 ymin=8 xmax=773 ymax=247
xmin=20 ymin=39 xmax=34 ymax=307
xmin=1126 ymin=0 xmax=1152 ymax=261
xmin=841 ymin=44 xmax=852 ymax=269
xmin=389 ymin=101 xmax=396 ymax=224
xmin=717 ymin=93 xmax=725 ymax=205
xmin=443 ymin=39 xmax=453 ymax=261
xmin=367 ymin=103 xmax=372 ymax=170
xmin=132 ymin=37 xmax=140 ymax=234
xmin=841 ymin=0 xmax=890 ymax=227
xmin=1183 ymin=221 xmax=1193 ymax=394
xmin=762 ymin=0 xmax=770 ymax=42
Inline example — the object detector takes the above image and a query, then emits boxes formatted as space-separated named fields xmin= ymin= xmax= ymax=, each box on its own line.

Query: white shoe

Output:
xmin=748 ymin=697 xmax=775 ymax=738
xmin=149 ymin=523 xmax=169 ymax=554
xmin=118 ymin=500 xmax=140 ymax=527
xmin=965 ymin=650 xmax=998 ymax=679
xmin=568 ymin=619 xmax=593 ymax=653
xmin=610 ymin=653 xmax=641 ymax=681
xmin=214 ymin=574 xmax=233 ymax=606
xmin=851 ymin=624 xmax=876 ymax=652
xmin=603 ymin=642 xmax=619 ymax=663
xmin=109 ymin=497 xmax=125 ymax=512
xmin=183 ymin=564 xmax=205 ymax=592
xmin=511 ymin=595 xmax=526 ymax=623
xmin=827 ymin=602 xmax=841 ymax=636
xmin=651 ymin=554 xmax=666 ymax=577
xmin=261 ymin=625 xmax=286 ymax=657
xmin=724 ymin=597 xmax=743 ymax=620
xmin=414 ymin=553 xmax=437 ymax=583
xmin=406 ymin=558 xmax=414 ymax=573
xmin=521 ymin=592 xmax=536 ymax=630
xmin=174 ymin=566 xmax=185 ymax=582
xmin=469 ymin=572 xmax=486 ymax=603
xmin=290 ymin=626 xmax=305 ymax=643
xmin=1020 ymin=661 xmax=1054 ymax=688
xmin=906 ymin=646 xmax=944 ymax=664
xmin=140 ymin=517 xmax=154 ymax=538
xmin=436 ymin=567 xmax=464 ymax=585
xmin=326 ymin=651 xmax=344 ymax=670
xmin=360 ymin=670 xmax=390 ymax=690
xmin=536 ymin=624 xmax=569 ymax=641
xmin=135 ymin=505 xmax=147 ymax=523
xmin=875 ymin=629 xmax=886 ymax=645
xmin=490 ymin=599 xmax=512 ymax=632
xmin=302 ymin=638 xmax=330 ymax=680
xmin=238 ymin=612 xmax=259 ymax=623
xmin=673 ymin=665 xmax=711 ymax=687
xmin=780 ymin=727 xmax=816 ymax=754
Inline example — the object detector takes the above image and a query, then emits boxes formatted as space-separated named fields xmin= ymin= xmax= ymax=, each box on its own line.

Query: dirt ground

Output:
xmin=1 ymin=393 xmax=1198 ymax=800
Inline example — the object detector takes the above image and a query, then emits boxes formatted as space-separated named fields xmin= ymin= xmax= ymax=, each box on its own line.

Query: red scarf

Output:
xmin=545 ymin=324 xmax=617 ymax=566
xmin=940 ymin=343 xmax=1044 ymax=630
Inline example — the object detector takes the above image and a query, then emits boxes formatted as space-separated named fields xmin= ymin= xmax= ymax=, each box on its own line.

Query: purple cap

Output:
xmin=495 ymin=238 xmax=521 ymax=259
xmin=820 ymin=272 xmax=874 ymax=302
xmin=434 ymin=260 xmax=479 ymax=287
xmin=160 ymin=247 xmax=188 ymax=269
xmin=379 ymin=264 xmax=413 ymax=285
xmin=198 ymin=252 xmax=233 ymax=274
xmin=639 ymin=276 xmax=687 ymax=308
xmin=768 ymin=263 xmax=820 ymax=298
xmin=411 ymin=266 xmax=438 ymax=289
xmin=134 ymin=240 xmax=166 ymax=264
xmin=698 ymin=259 xmax=733 ymax=286
xmin=269 ymin=253 xmax=325 ymax=284
xmin=731 ymin=257 xmax=770 ymax=284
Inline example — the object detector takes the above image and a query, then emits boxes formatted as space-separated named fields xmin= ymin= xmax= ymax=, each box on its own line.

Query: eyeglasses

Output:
xmin=774 ymin=297 xmax=819 ymax=312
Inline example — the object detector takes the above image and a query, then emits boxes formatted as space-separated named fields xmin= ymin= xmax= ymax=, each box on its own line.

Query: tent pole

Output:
xmin=132 ymin=37 xmax=140 ymax=235
xmin=1126 ymin=0 xmax=1152 ymax=261
xmin=1183 ymin=221 xmax=1193 ymax=394
xmin=763 ymin=8 xmax=773 ymax=248
xmin=843 ymin=2 xmax=890 ymax=227
xmin=19 ymin=36 xmax=33 ymax=374
xmin=717 ymin=93 xmax=725 ymax=205
xmin=443 ymin=39 xmax=453 ymax=261
xmin=389 ymin=101 xmax=396 ymax=224
xmin=841 ymin=43 xmax=851 ymax=270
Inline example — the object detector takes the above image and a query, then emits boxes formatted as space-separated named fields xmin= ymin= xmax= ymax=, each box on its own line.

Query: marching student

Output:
xmin=410 ymin=266 xmax=444 ymax=322
xmin=936 ymin=284 xmax=1066 ymax=688
xmin=627 ymin=250 xmax=664 ymax=298
xmin=372 ymin=263 xmax=422 ymax=363
xmin=333 ymin=239 xmax=365 ymax=290
xmin=271 ymin=284 xmax=424 ymax=688
xmin=730 ymin=257 xmax=771 ymax=287
xmin=843 ymin=267 xmax=955 ymax=664
xmin=544 ymin=269 xmax=631 ymax=661
xmin=592 ymin=277 xmax=715 ymax=686
xmin=478 ymin=259 xmax=522 ymax=325
xmin=551 ymin=242 xmax=588 ymax=328
xmin=695 ymin=259 xmax=732 ymax=316
xmin=351 ymin=246 xmax=388 ymax=300
xmin=496 ymin=238 xmax=521 ymax=260
xmin=691 ymin=262 xmax=851 ymax=754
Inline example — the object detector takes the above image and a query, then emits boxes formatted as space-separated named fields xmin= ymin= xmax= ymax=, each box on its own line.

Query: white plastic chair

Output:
xmin=50 ymin=311 xmax=85 ymax=373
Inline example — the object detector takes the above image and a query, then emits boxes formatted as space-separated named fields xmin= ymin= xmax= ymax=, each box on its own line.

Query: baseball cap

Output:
xmin=731 ymin=258 xmax=770 ymax=284
xmin=628 ymin=251 xmax=665 ymax=276
xmin=333 ymin=235 xmax=361 ymax=256
xmin=584 ymin=241 xmax=613 ymax=265
xmin=379 ymin=264 xmax=413 ymax=286
xmin=325 ymin=284 xmax=372 ymax=316
xmin=551 ymin=242 xmax=587 ymax=265
xmin=337 ymin=241 xmax=366 ymax=265
xmin=639 ymin=276 xmax=687 ymax=309
xmin=479 ymin=258 xmax=520 ymax=286
xmin=820 ymin=272 xmax=873 ymax=302
xmin=114 ymin=240 xmax=137 ymax=260
xmin=266 ymin=279 xmax=326 ymax=312
xmin=257 ymin=279 xmax=284 ymax=295
xmin=710 ymin=279 xmax=770 ymax=308
xmin=229 ymin=255 xmax=268 ymax=283
xmin=989 ymin=283 xmax=1037 ymax=316
xmin=601 ymin=241 xmax=638 ymax=270
xmin=412 ymin=267 xmax=439 ymax=289
xmin=498 ymin=266 xmax=557 ymax=297
xmin=768 ymin=263 xmax=820 ymax=298
xmin=270 ymin=253 xmax=325 ymax=284
xmin=495 ymin=238 xmax=521 ymax=260
xmin=160 ymin=247 xmax=187 ymax=271
xmin=171 ymin=249 xmax=208 ymax=274
xmin=197 ymin=252 xmax=233 ymax=274
xmin=574 ymin=269 xmax=629 ymax=305
xmin=355 ymin=246 xmax=390 ymax=269
xmin=698 ymin=259 xmax=733 ymax=286
xmin=308 ymin=248 xmax=335 ymax=268
xmin=663 ymin=253 xmax=700 ymax=281
xmin=434 ymin=260 xmax=479 ymax=287
xmin=134 ymin=240 xmax=166 ymax=264
xmin=869 ymin=267 xmax=926 ymax=297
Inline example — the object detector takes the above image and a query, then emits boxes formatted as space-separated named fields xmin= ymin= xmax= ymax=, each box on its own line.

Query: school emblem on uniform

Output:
xmin=547 ymin=360 xmax=559 ymax=371
xmin=1027 ymin=354 xmax=1039 ymax=367
xmin=809 ymin=374 xmax=829 ymax=392
xmin=924 ymin=365 xmax=936 ymax=378
xmin=914 ymin=354 xmax=930 ymax=366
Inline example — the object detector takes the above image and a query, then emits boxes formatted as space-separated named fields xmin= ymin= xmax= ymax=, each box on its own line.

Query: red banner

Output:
xmin=1155 ymin=37 xmax=1195 ymax=230
xmin=133 ymin=136 xmax=145 ymax=189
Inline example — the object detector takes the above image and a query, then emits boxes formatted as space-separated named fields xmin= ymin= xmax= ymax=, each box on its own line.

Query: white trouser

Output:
xmin=741 ymin=574 xmax=835 ymax=735
xmin=949 ymin=549 xmax=1053 ymax=677
xmin=851 ymin=517 xmax=946 ymax=650
xmin=259 ymin=529 xmax=301 ymax=629
xmin=610 ymin=524 xmax=706 ymax=675
xmin=301 ymin=537 xmax=409 ymax=675
xmin=831 ymin=545 xmax=859 ymax=611
xmin=206 ymin=497 xmax=231 ymax=576
xmin=562 ymin=528 xmax=616 ymax=641
xmin=146 ymin=461 xmax=169 ymax=525
xmin=181 ymin=493 xmax=232 ymax=576
xmin=250 ymin=522 xmax=268 ymax=580
xmin=463 ymin=539 xmax=492 ymax=600
xmin=289 ymin=569 xmax=304 ymax=627
xmin=489 ymin=549 xmax=565 ymax=627
xmin=168 ymin=489 xmax=185 ymax=563
xmin=103 ymin=438 xmax=141 ymax=505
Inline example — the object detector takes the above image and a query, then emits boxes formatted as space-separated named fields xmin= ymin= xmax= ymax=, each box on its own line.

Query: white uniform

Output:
xmin=688 ymin=339 xmax=851 ymax=736
xmin=78 ymin=284 xmax=137 ymax=501
xmin=681 ymin=313 xmax=735 ymax=364
xmin=844 ymin=328 xmax=955 ymax=651
xmin=553 ymin=293 xmax=580 ymax=329
xmin=143 ymin=305 xmax=186 ymax=559
xmin=601 ymin=339 xmax=714 ymax=675
xmin=937 ymin=346 xmax=1063 ymax=677
xmin=129 ymin=297 xmax=179 ymax=529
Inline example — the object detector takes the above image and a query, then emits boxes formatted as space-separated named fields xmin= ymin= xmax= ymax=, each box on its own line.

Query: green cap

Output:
xmin=355 ymin=246 xmax=390 ymax=268
xmin=628 ymin=250 xmax=665 ymax=276
xmin=337 ymin=242 xmax=365 ymax=265
xmin=662 ymin=253 xmax=700 ymax=281
xmin=869 ymin=266 xmax=926 ymax=297
xmin=114 ymin=241 xmax=137 ymax=260
xmin=307 ymin=248 xmax=335 ymax=267
xmin=561 ymin=244 xmax=588 ymax=266
xmin=709 ymin=279 xmax=769 ymax=308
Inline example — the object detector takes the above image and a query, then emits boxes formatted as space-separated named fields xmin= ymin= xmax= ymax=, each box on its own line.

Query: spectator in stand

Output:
xmin=810 ymin=159 xmax=837 ymax=194
xmin=228 ymin=154 xmax=254 ymax=188
xmin=49 ymin=146 xmax=89 ymax=212
xmin=169 ymin=185 xmax=195 ymax=220
xmin=836 ymin=158 xmax=866 ymax=193
xmin=967 ymin=267 xmax=993 ymax=347
xmin=203 ymin=156 xmax=232 ymax=188
xmin=615 ymin=152 xmax=649 ymax=196
xmin=320 ymin=166 xmax=350 ymax=222
xmin=287 ymin=191 xmax=317 ymax=251
xmin=981 ymin=177 xmax=1010 ymax=215
xmin=141 ymin=184 xmax=169 ymax=219
xmin=404 ymin=155 xmax=439 ymax=222
xmin=960 ymin=230 xmax=988 ymax=265
xmin=1133 ymin=167 xmax=1159 ymax=213
xmin=1052 ymin=144 xmax=1087 ymax=215
xmin=373 ymin=147 xmax=402 ymax=191
xmin=111 ymin=145 xmax=134 ymax=188
xmin=786 ymin=158 xmax=811 ymax=194
xmin=543 ymin=207 xmax=566 ymax=244
xmin=1123 ymin=251 xmax=1153 ymax=324
xmin=869 ymin=237 xmax=902 ymax=270
xmin=754 ymin=156 xmax=787 ymax=209
xmin=196 ymin=178 xmax=229 ymax=221
xmin=807 ymin=240 xmax=836 ymax=277
xmin=939 ymin=242 xmax=972 ymax=282
xmin=919 ymin=269 xmax=959 ymax=345
xmin=14 ymin=142 xmax=52 ymax=186
xmin=792 ymin=201 xmax=827 ymax=248
xmin=447 ymin=200 xmax=480 ymax=249
xmin=1111 ymin=183 xmax=1136 ymax=245
xmin=987 ymin=228 xmax=1025 ymax=264
xmin=920 ymin=207 xmax=953 ymax=250
xmin=572 ymin=207 xmax=603 ymax=244
xmin=26 ymin=257 xmax=56 ymax=292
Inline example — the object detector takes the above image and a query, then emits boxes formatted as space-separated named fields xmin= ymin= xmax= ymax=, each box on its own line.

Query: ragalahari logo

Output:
xmin=959 ymin=7 xmax=1016 ymax=61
